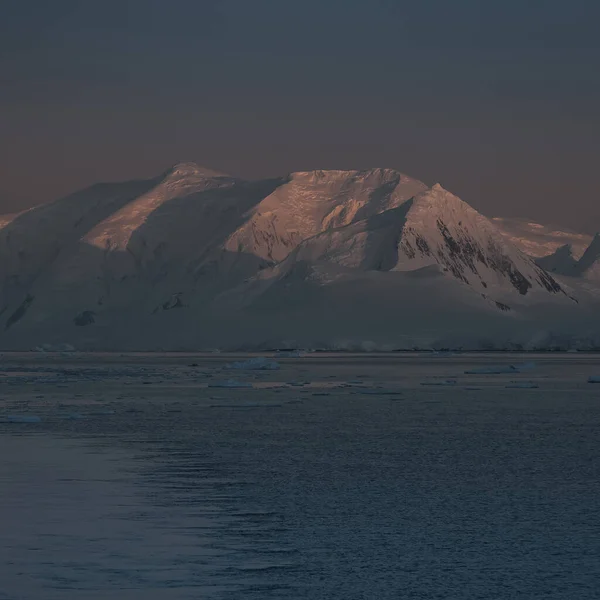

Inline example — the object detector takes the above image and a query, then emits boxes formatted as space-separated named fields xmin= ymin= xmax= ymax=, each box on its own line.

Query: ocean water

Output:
xmin=1 ymin=353 xmax=599 ymax=599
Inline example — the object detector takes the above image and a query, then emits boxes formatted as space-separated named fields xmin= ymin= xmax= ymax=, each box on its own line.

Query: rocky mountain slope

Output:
xmin=0 ymin=164 xmax=596 ymax=350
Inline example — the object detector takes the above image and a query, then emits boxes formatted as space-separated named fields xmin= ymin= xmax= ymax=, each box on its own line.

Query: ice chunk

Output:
xmin=210 ymin=402 xmax=282 ymax=408
xmin=275 ymin=350 xmax=303 ymax=358
xmin=6 ymin=415 xmax=42 ymax=423
xmin=359 ymin=388 xmax=403 ymax=395
xmin=420 ymin=380 xmax=457 ymax=386
xmin=208 ymin=379 xmax=253 ymax=388
xmin=225 ymin=357 xmax=280 ymax=371
xmin=515 ymin=362 xmax=536 ymax=372
xmin=64 ymin=412 xmax=86 ymax=420
xmin=465 ymin=362 xmax=536 ymax=375
xmin=465 ymin=365 xmax=516 ymax=374
xmin=505 ymin=382 xmax=539 ymax=389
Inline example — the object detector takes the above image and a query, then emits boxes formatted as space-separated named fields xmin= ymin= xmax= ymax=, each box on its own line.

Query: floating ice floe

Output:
xmin=464 ymin=363 xmax=536 ymax=375
xmin=359 ymin=388 xmax=403 ymax=395
xmin=209 ymin=402 xmax=282 ymax=408
xmin=225 ymin=357 xmax=280 ymax=371
xmin=64 ymin=412 xmax=86 ymax=420
xmin=208 ymin=379 xmax=253 ymax=388
xmin=275 ymin=350 xmax=303 ymax=358
xmin=5 ymin=415 xmax=42 ymax=423
xmin=32 ymin=343 xmax=76 ymax=353
xmin=588 ymin=377 xmax=600 ymax=384
xmin=420 ymin=380 xmax=458 ymax=386
xmin=505 ymin=382 xmax=539 ymax=389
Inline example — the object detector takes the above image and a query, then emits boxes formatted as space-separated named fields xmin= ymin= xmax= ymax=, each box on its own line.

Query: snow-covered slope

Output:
xmin=0 ymin=176 xmax=160 ymax=315
xmin=224 ymin=168 xmax=427 ymax=262
xmin=493 ymin=217 xmax=592 ymax=259
xmin=262 ymin=185 xmax=567 ymax=302
xmin=0 ymin=212 xmax=19 ymax=229
xmin=0 ymin=164 xmax=595 ymax=350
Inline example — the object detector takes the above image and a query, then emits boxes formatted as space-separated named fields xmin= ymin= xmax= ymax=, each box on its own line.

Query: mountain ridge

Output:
xmin=0 ymin=163 xmax=597 ymax=350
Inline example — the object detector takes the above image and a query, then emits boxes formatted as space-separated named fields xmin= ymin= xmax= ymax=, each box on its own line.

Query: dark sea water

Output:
xmin=1 ymin=353 xmax=599 ymax=599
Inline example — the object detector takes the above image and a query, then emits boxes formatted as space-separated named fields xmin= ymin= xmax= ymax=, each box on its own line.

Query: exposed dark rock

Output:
xmin=5 ymin=295 xmax=34 ymax=330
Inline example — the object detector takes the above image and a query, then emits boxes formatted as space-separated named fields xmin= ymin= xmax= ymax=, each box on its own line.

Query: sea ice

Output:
xmin=505 ymin=382 xmax=539 ymax=389
xmin=64 ymin=412 xmax=86 ymax=420
xmin=225 ymin=357 xmax=280 ymax=371
xmin=208 ymin=379 xmax=253 ymax=388
xmin=209 ymin=402 xmax=282 ymax=408
xmin=464 ymin=363 xmax=536 ymax=375
xmin=6 ymin=415 xmax=42 ymax=423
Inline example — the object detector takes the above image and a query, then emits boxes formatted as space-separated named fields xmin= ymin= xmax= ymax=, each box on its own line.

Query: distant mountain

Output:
xmin=0 ymin=164 xmax=597 ymax=350
xmin=528 ymin=233 xmax=600 ymax=282
xmin=537 ymin=244 xmax=578 ymax=275
xmin=574 ymin=233 xmax=600 ymax=281
xmin=492 ymin=217 xmax=592 ymax=259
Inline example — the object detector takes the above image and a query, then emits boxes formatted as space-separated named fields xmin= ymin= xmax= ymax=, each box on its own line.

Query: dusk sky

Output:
xmin=1 ymin=0 xmax=599 ymax=232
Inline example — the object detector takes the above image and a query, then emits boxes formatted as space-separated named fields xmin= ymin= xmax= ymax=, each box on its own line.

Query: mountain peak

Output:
xmin=166 ymin=162 xmax=230 ymax=179
xmin=288 ymin=167 xmax=417 ymax=184
xmin=412 ymin=183 xmax=472 ymax=213
xmin=575 ymin=232 xmax=600 ymax=279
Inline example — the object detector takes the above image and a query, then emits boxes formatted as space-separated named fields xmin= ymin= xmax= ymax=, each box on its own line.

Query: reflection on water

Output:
xmin=1 ymin=354 xmax=600 ymax=599
xmin=0 ymin=435 xmax=299 ymax=600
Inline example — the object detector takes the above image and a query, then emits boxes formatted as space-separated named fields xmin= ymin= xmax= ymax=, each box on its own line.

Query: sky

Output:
xmin=1 ymin=0 xmax=599 ymax=232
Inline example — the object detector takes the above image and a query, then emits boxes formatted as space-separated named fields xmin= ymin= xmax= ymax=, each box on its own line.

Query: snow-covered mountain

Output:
xmin=253 ymin=185 xmax=566 ymax=298
xmin=0 ymin=164 xmax=596 ymax=350
xmin=492 ymin=217 xmax=592 ymax=259
xmin=574 ymin=234 xmax=600 ymax=281
xmin=528 ymin=233 xmax=600 ymax=282
xmin=537 ymin=244 xmax=579 ymax=275
xmin=224 ymin=169 xmax=427 ymax=262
